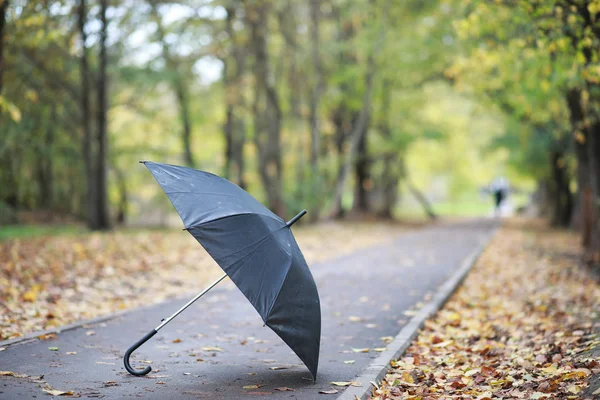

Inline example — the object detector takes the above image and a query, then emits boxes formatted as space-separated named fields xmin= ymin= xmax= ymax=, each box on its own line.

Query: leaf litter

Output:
xmin=0 ymin=222 xmax=406 ymax=339
xmin=373 ymin=219 xmax=600 ymax=400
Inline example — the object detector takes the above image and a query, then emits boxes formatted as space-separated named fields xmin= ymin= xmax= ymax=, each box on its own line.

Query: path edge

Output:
xmin=337 ymin=223 xmax=500 ymax=400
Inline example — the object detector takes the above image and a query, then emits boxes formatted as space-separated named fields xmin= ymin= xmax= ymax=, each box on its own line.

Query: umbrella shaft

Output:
xmin=155 ymin=273 xmax=228 ymax=331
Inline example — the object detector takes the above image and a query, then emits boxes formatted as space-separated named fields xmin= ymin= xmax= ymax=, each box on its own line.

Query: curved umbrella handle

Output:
xmin=124 ymin=329 xmax=157 ymax=376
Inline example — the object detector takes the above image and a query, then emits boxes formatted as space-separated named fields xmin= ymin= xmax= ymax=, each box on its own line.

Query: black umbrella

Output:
xmin=123 ymin=161 xmax=321 ymax=380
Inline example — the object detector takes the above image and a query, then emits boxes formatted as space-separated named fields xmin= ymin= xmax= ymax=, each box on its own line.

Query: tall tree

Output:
xmin=95 ymin=0 xmax=110 ymax=229
xmin=245 ymin=0 xmax=284 ymax=216
xmin=222 ymin=4 xmax=247 ymax=188
xmin=308 ymin=0 xmax=323 ymax=174
xmin=330 ymin=0 xmax=381 ymax=217
xmin=149 ymin=1 xmax=196 ymax=168
xmin=0 ymin=0 xmax=8 ymax=96
xmin=78 ymin=0 xmax=98 ymax=229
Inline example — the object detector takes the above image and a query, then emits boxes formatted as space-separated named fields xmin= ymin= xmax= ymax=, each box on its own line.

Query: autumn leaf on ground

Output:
xmin=201 ymin=346 xmax=222 ymax=352
xmin=319 ymin=389 xmax=339 ymax=394
xmin=372 ymin=220 xmax=600 ymax=400
xmin=275 ymin=387 xmax=294 ymax=391
xmin=330 ymin=381 xmax=360 ymax=387
xmin=243 ymin=384 xmax=264 ymax=390
xmin=344 ymin=360 xmax=355 ymax=364
xmin=351 ymin=348 xmax=369 ymax=353
xmin=42 ymin=387 xmax=74 ymax=396
xmin=0 ymin=371 xmax=28 ymax=378
xmin=172 ymin=338 xmax=182 ymax=343
xmin=1 ymin=222 xmax=404 ymax=340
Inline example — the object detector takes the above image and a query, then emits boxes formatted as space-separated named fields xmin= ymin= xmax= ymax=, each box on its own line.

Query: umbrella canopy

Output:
xmin=142 ymin=161 xmax=321 ymax=379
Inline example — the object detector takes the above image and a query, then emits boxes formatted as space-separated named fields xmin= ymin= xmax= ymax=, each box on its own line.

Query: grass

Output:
xmin=0 ymin=224 xmax=86 ymax=241
xmin=397 ymin=193 xmax=530 ymax=219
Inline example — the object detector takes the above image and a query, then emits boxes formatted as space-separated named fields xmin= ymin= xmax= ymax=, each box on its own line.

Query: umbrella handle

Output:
xmin=286 ymin=209 xmax=307 ymax=227
xmin=124 ymin=329 xmax=157 ymax=376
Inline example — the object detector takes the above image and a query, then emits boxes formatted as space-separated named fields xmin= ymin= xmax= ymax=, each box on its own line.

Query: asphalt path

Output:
xmin=0 ymin=219 xmax=497 ymax=399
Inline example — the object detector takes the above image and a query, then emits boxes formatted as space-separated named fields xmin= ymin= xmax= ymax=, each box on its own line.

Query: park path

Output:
xmin=0 ymin=219 xmax=497 ymax=399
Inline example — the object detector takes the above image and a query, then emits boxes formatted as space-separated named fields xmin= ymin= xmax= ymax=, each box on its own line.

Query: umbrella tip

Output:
xmin=286 ymin=209 xmax=308 ymax=227
xmin=139 ymin=160 xmax=147 ymax=164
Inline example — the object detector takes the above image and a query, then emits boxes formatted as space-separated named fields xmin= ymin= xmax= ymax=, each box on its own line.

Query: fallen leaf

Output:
xmin=275 ymin=387 xmax=295 ymax=391
xmin=42 ymin=388 xmax=74 ymax=396
xmin=330 ymin=381 xmax=361 ymax=387
xmin=48 ymin=347 xmax=59 ymax=351
xmin=201 ymin=346 xmax=222 ymax=352
xmin=269 ymin=366 xmax=288 ymax=370
xmin=319 ymin=389 xmax=339 ymax=394
xmin=344 ymin=360 xmax=355 ymax=364
xmin=348 ymin=316 xmax=363 ymax=322
xmin=243 ymin=384 xmax=264 ymax=390
xmin=23 ymin=290 xmax=37 ymax=302
xmin=374 ymin=347 xmax=387 ymax=352
xmin=172 ymin=338 xmax=182 ymax=343
xmin=65 ymin=352 xmax=77 ymax=355
xmin=86 ymin=330 xmax=96 ymax=336
xmin=39 ymin=333 xmax=57 ymax=340
xmin=351 ymin=348 xmax=369 ymax=353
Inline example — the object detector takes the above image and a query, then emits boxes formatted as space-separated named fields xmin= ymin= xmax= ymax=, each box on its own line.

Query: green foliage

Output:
xmin=3 ymin=0 xmax=588 ymax=227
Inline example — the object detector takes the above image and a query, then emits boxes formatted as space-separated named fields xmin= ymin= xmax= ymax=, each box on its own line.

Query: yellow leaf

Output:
xmin=567 ymin=385 xmax=581 ymax=394
xmin=42 ymin=388 xmax=74 ymax=396
xmin=243 ymin=384 xmax=263 ymax=390
xmin=540 ymin=364 xmax=557 ymax=374
xmin=351 ymin=348 xmax=369 ymax=353
xmin=201 ymin=346 xmax=222 ymax=352
xmin=22 ymin=290 xmax=37 ymax=302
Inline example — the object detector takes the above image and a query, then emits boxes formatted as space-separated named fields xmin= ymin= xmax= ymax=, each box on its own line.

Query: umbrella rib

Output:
xmin=165 ymin=191 xmax=242 ymax=199
xmin=217 ymin=225 xmax=288 ymax=270
xmin=264 ymin=252 xmax=294 ymax=320
xmin=183 ymin=212 xmax=284 ymax=231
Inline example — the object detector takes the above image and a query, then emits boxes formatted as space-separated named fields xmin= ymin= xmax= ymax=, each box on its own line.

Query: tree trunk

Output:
xmin=150 ymin=1 xmax=196 ymax=168
xmin=94 ymin=0 xmax=110 ymax=229
xmin=587 ymin=122 xmax=600 ymax=261
xmin=0 ymin=0 xmax=8 ymax=96
xmin=329 ymin=4 xmax=380 ymax=217
xmin=113 ymin=164 xmax=128 ymax=225
xmin=223 ymin=5 xmax=247 ymax=189
xmin=78 ymin=0 xmax=98 ymax=229
xmin=352 ymin=126 xmax=371 ymax=212
xmin=308 ymin=0 xmax=323 ymax=173
xmin=175 ymin=79 xmax=195 ymax=167
xmin=246 ymin=0 xmax=284 ymax=216
xmin=37 ymin=106 xmax=55 ymax=209
xmin=245 ymin=0 xmax=285 ymax=216
xmin=405 ymin=175 xmax=437 ymax=221
xmin=566 ymin=89 xmax=592 ymax=245
xmin=376 ymin=80 xmax=400 ymax=219
xmin=549 ymin=150 xmax=573 ymax=228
